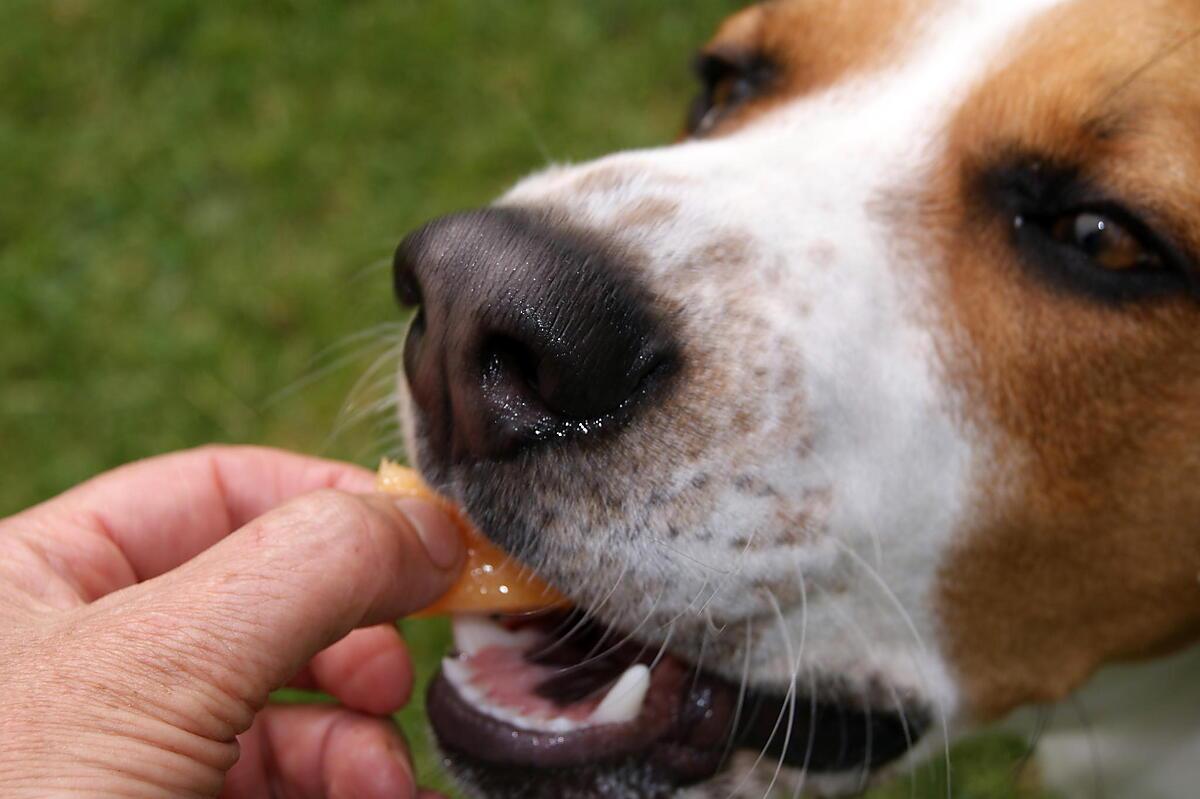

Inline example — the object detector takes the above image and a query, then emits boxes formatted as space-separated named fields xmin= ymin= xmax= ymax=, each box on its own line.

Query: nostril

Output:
xmin=480 ymin=332 xmax=677 ymax=426
xmin=480 ymin=335 xmax=544 ymax=405
xmin=637 ymin=350 xmax=678 ymax=393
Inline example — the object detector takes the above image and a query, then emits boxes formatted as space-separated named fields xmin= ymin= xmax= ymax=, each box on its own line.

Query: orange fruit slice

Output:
xmin=377 ymin=459 xmax=568 ymax=617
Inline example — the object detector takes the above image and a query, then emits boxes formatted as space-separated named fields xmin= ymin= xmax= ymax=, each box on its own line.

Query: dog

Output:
xmin=392 ymin=1 xmax=1200 ymax=796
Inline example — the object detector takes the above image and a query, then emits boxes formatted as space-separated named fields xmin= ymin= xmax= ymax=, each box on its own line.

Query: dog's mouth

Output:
xmin=426 ymin=612 xmax=930 ymax=794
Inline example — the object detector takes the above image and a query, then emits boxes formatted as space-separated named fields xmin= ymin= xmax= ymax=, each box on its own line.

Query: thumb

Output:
xmin=84 ymin=489 xmax=464 ymax=736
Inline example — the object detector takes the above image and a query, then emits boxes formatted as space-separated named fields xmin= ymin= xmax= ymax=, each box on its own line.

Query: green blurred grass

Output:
xmin=0 ymin=1 xmax=1052 ymax=796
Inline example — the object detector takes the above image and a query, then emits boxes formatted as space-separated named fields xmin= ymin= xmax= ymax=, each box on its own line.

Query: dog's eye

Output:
xmin=685 ymin=51 xmax=775 ymax=136
xmin=1012 ymin=204 xmax=1190 ymax=301
xmin=984 ymin=160 xmax=1195 ymax=302
xmin=1046 ymin=211 xmax=1163 ymax=272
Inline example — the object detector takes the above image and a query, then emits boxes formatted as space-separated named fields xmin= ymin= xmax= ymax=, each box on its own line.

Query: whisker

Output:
xmin=717 ymin=620 xmax=755 ymax=775
xmin=703 ymin=605 xmax=729 ymax=637
xmin=1068 ymin=695 xmax=1108 ymax=799
xmin=646 ymin=622 xmax=677 ymax=671
xmin=825 ymin=536 xmax=954 ymax=799
xmin=721 ymin=588 xmax=799 ymax=799
xmin=526 ymin=561 xmax=631 ymax=661
xmin=696 ymin=519 xmax=764 ymax=616
xmin=542 ymin=587 xmax=669 ymax=677
xmin=265 ymin=322 xmax=405 ymax=408
xmin=762 ymin=589 xmax=800 ymax=799
xmin=821 ymin=593 xmax=919 ymax=796
xmin=325 ymin=393 xmax=403 ymax=454
xmin=327 ymin=341 xmax=404 ymax=437
xmin=689 ymin=624 xmax=711 ymax=698
xmin=1013 ymin=705 xmax=1054 ymax=788
xmin=509 ymin=94 xmax=557 ymax=168
xmin=348 ymin=255 xmax=396 ymax=285
xmin=790 ymin=570 xmax=815 ymax=799
xmin=1100 ymin=26 xmax=1200 ymax=107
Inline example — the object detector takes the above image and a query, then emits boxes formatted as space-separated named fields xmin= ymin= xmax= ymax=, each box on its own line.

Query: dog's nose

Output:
xmin=394 ymin=208 xmax=676 ymax=463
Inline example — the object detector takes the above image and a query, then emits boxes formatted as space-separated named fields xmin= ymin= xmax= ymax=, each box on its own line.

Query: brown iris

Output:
xmin=1050 ymin=211 xmax=1163 ymax=271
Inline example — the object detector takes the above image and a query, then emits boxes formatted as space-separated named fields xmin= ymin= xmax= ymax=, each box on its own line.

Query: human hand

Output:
xmin=0 ymin=446 xmax=465 ymax=798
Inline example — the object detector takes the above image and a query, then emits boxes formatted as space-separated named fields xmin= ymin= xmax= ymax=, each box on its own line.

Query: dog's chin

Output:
xmin=442 ymin=751 xmax=678 ymax=799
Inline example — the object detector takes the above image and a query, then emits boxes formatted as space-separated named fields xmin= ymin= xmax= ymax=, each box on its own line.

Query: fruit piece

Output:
xmin=377 ymin=460 xmax=568 ymax=617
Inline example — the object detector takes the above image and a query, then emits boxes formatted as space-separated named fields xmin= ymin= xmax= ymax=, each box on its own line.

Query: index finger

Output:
xmin=4 ymin=445 xmax=379 ymax=601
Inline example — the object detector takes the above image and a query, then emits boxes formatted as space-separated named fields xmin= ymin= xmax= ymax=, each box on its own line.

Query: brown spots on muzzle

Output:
xmin=696 ymin=234 xmax=755 ymax=275
xmin=615 ymin=197 xmax=679 ymax=229
xmin=925 ymin=0 xmax=1200 ymax=720
xmin=572 ymin=166 xmax=632 ymax=196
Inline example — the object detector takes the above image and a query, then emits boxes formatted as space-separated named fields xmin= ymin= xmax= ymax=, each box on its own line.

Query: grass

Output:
xmin=0 ymin=1 xmax=1054 ymax=796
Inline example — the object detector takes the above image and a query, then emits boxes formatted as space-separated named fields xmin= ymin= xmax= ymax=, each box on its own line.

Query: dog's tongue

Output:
xmin=426 ymin=615 xmax=739 ymax=783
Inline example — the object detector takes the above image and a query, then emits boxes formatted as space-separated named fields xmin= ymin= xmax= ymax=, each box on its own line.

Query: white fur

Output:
xmin=500 ymin=0 xmax=1067 ymax=742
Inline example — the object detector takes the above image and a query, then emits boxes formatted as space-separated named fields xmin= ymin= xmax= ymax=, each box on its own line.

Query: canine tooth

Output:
xmin=441 ymin=656 xmax=474 ymax=689
xmin=452 ymin=615 xmax=540 ymax=656
xmin=589 ymin=664 xmax=650 ymax=725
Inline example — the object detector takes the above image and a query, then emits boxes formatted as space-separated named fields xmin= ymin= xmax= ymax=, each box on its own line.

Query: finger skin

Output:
xmin=220 ymin=705 xmax=416 ymax=799
xmin=81 ymin=489 xmax=463 ymax=740
xmin=2 ymin=446 xmax=378 ymax=601
xmin=0 ymin=450 xmax=462 ymax=798
xmin=307 ymin=625 xmax=415 ymax=714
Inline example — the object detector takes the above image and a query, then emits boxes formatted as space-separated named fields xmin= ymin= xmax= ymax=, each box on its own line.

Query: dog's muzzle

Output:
xmin=393 ymin=208 xmax=928 ymax=794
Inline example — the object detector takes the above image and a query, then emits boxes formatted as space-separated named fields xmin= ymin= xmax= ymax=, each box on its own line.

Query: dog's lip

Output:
xmin=425 ymin=613 xmax=739 ymax=782
xmin=425 ymin=613 xmax=932 ymax=789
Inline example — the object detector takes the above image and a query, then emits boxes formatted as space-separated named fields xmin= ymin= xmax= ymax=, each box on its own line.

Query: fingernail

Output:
xmin=394 ymin=498 xmax=463 ymax=570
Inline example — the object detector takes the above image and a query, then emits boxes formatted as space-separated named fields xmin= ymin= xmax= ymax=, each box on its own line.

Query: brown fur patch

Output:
xmin=928 ymin=0 xmax=1200 ymax=719
xmin=698 ymin=0 xmax=935 ymax=134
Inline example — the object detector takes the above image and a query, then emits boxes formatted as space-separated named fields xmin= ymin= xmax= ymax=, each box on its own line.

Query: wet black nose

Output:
xmin=394 ymin=208 xmax=676 ymax=463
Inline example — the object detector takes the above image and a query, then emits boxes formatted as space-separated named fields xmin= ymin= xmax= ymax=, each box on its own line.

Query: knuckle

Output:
xmin=290 ymin=489 xmax=370 ymax=533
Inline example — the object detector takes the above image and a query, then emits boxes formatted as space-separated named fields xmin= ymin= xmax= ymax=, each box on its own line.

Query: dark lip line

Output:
xmin=426 ymin=611 xmax=931 ymax=787
xmin=427 ymin=654 xmax=690 ymax=770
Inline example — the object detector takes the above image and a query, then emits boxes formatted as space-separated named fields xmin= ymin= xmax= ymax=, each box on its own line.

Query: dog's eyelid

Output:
xmin=686 ymin=47 xmax=777 ymax=137
xmin=692 ymin=46 xmax=775 ymax=84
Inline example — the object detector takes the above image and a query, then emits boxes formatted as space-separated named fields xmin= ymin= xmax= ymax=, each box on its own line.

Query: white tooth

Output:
xmin=589 ymin=664 xmax=651 ymax=725
xmin=452 ymin=615 xmax=541 ymax=656
xmin=441 ymin=656 xmax=473 ymax=689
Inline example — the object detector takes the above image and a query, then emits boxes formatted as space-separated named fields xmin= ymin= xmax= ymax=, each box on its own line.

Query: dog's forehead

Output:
xmin=681 ymin=0 xmax=1078 ymax=193
xmin=707 ymin=0 xmax=1070 ymax=111
xmin=715 ymin=0 xmax=1200 ymax=153
xmin=705 ymin=0 xmax=930 ymax=95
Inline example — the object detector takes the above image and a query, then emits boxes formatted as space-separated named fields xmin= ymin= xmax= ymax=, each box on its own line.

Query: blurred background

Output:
xmin=0 ymin=1 xmax=1051 ymax=796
